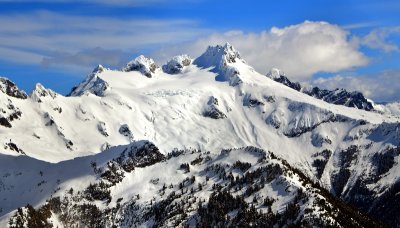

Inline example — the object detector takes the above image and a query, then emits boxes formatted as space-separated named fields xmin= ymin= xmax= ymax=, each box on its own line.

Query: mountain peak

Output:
xmin=194 ymin=42 xmax=244 ymax=67
xmin=122 ymin=55 xmax=159 ymax=78
xmin=31 ymin=83 xmax=58 ymax=102
xmin=162 ymin=54 xmax=192 ymax=74
xmin=194 ymin=43 xmax=247 ymax=86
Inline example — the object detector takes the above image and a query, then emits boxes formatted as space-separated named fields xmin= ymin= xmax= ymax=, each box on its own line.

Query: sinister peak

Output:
xmin=0 ymin=77 xmax=28 ymax=99
xmin=162 ymin=55 xmax=192 ymax=74
xmin=194 ymin=43 xmax=246 ymax=86
xmin=122 ymin=55 xmax=159 ymax=78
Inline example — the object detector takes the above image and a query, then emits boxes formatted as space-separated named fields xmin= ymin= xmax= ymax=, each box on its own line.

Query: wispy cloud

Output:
xmin=342 ymin=22 xmax=379 ymax=30
xmin=0 ymin=11 xmax=210 ymax=68
xmin=360 ymin=27 xmax=400 ymax=52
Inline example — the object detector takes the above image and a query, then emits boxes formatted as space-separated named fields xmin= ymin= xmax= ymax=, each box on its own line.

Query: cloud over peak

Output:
xmin=152 ymin=21 xmax=369 ymax=81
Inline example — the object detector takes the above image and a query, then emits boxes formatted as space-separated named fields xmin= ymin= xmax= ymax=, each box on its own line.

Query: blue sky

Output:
xmin=0 ymin=0 xmax=399 ymax=102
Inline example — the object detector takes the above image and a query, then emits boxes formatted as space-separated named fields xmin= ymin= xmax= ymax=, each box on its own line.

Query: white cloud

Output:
xmin=312 ymin=70 xmax=400 ymax=102
xmin=152 ymin=21 xmax=368 ymax=81
xmin=360 ymin=27 xmax=400 ymax=52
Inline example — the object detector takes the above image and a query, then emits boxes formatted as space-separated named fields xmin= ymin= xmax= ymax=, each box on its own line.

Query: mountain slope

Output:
xmin=2 ymin=142 xmax=385 ymax=227
xmin=0 ymin=43 xmax=399 ymax=227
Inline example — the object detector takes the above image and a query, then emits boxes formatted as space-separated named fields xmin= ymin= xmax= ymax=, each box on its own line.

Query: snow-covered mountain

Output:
xmin=266 ymin=68 xmax=374 ymax=111
xmin=1 ymin=43 xmax=399 ymax=227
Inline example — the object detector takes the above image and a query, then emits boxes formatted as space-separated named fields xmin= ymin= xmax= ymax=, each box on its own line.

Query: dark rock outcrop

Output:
xmin=0 ymin=77 xmax=27 ymax=99
xmin=122 ymin=55 xmax=159 ymax=78
xmin=162 ymin=55 xmax=192 ymax=74
xmin=203 ymin=96 xmax=227 ymax=119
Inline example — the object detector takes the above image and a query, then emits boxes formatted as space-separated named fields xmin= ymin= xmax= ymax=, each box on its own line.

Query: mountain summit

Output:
xmin=122 ymin=55 xmax=159 ymax=78
xmin=194 ymin=42 xmax=251 ymax=86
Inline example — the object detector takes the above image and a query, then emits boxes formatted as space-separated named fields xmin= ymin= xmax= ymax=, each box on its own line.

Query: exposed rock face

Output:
xmin=0 ymin=97 xmax=22 ymax=128
xmin=266 ymin=68 xmax=374 ymax=111
xmin=305 ymin=87 xmax=374 ymax=111
xmin=122 ymin=55 xmax=159 ymax=78
xmin=5 ymin=141 xmax=25 ymax=154
xmin=332 ymin=145 xmax=359 ymax=196
xmin=203 ymin=96 xmax=227 ymax=119
xmin=243 ymin=94 xmax=264 ymax=107
xmin=119 ymin=124 xmax=134 ymax=142
xmin=0 ymin=77 xmax=27 ymax=99
xmin=0 ymin=117 xmax=11 ymax=128
xmin=162 ymin=55 xmax=192 ymax=74
xmin=312 ymin=149 xmax=332 ymax=179
xmin=69 ymin=65 xmax=109 ymax=97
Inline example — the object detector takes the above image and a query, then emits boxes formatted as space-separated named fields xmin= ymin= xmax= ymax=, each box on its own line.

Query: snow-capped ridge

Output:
xmin=122 ymin=55 xmax=159 ymax=78
xmin=68 ymin=65 xmax=110 ymax=97
xmin=162 ymin=54 xmax=192 ymax=74
xmin=0 ymin=77 xmax=28 ymax=99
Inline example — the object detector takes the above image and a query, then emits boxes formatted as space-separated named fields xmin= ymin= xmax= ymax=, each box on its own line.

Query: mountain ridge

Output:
xmin=266 ymin=68 xmax=374 ymax=111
